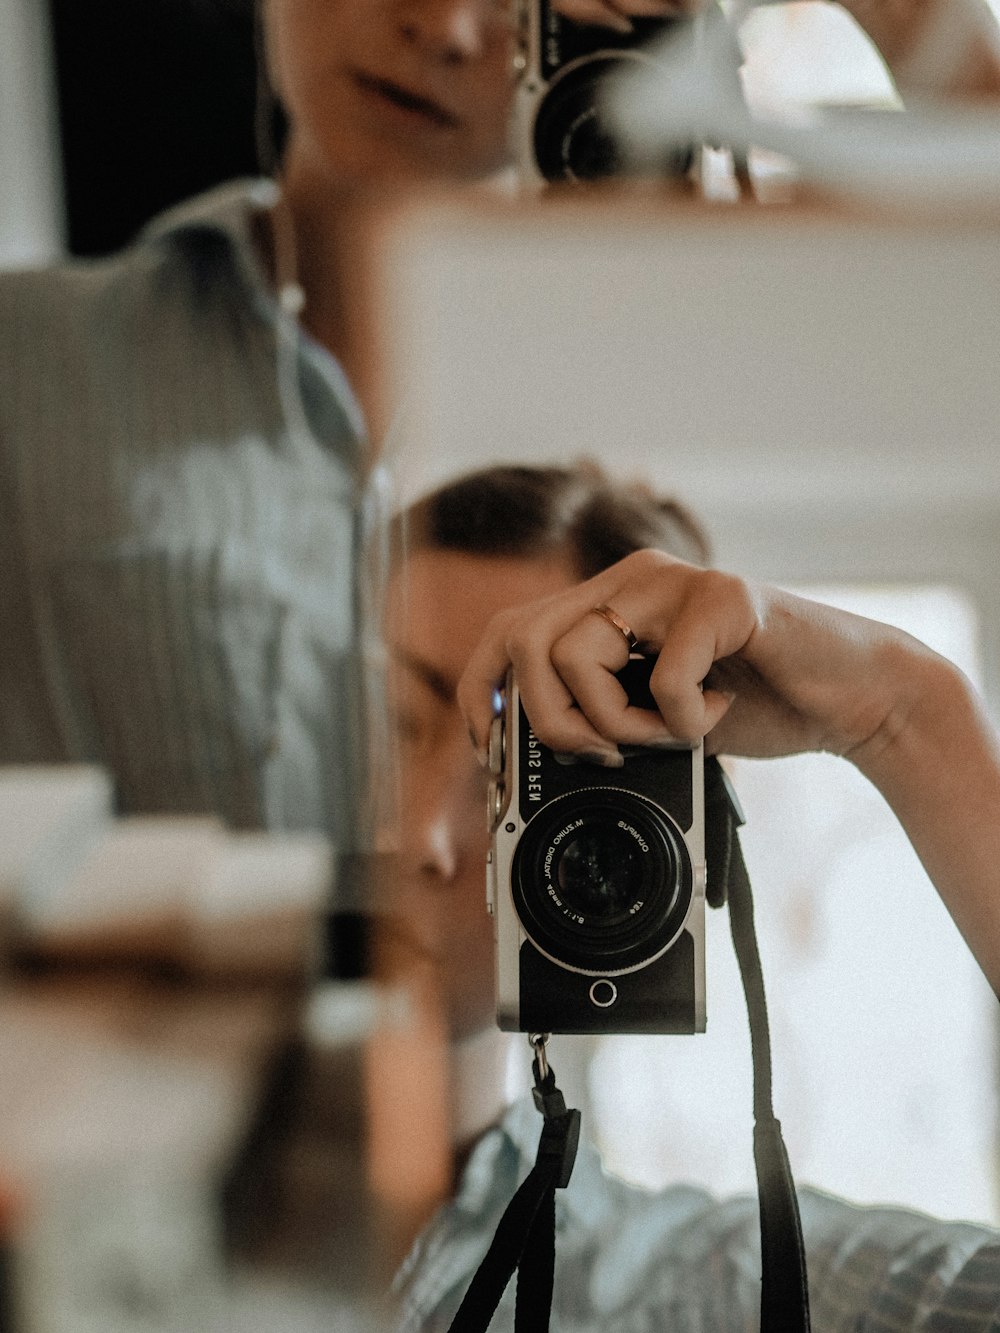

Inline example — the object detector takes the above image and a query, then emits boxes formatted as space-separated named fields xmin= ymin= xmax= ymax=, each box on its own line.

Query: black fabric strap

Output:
xmin=447 ymin=1162 xmax=557 ymax=1332
xmin=705 ymin=759 xmax=812 ymax=1333
xmin=513 ymin=1184 xmax=556 ymax=1333
xmin=448 ymin=1066 xmax=580 ymax=1333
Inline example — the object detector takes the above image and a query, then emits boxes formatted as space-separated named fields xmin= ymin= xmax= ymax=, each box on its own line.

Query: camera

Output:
xmin=510 ymin=0 xmax=750 ymax=188
xmin=487 ymin=655 xmax=705 ymax=1034
xmin=510 ymin=0 xmax=691 ymax=185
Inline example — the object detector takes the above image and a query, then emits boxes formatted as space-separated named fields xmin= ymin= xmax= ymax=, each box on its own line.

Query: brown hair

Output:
xmin=393 ymin=459 xmax=710 ymax=578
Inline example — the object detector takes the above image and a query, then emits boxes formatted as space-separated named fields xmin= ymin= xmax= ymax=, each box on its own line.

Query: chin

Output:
xmin=329 ymin=133 xmax=513 ymax=189
xmin=448 ymin=1004 xmax=498 ymax=1045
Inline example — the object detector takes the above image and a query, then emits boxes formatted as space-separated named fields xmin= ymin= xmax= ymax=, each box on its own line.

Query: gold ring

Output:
xmin=591 ymin=604 xmax=638 ymax=650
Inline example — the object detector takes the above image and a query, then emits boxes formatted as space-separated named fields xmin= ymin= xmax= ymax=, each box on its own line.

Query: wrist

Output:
xmin=842 ymin=0 xmax=1000 ymax=101
xmin=845 ymin=639 xmax=1000 ymax=993
xmin=835 ymin=0 xmax=918 ymax=70
xmin=847 ymin=638 xmax=975 ymax=795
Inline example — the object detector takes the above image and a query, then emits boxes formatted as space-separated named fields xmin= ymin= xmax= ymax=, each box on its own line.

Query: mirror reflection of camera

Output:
xmin=487 ymin=657 xmax=706 ymax=1034
xmin=511 ymin=0 xmax=746 ymax=187
xmin=512 ymin=0 xmax=691 ymax=185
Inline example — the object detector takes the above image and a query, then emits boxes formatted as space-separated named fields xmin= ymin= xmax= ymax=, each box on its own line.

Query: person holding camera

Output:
xmin=383 ymin=460 xmax=1000 ymax=1331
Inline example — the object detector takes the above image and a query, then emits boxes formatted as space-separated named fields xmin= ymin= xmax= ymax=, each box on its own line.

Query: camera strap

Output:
xmin=446 ymin=1037 xmax=581 ymax=1333
xmin=706 ymin=759 xmax=812 ymax=1333
xmin=448 ymin=759 xmax=810 ymax=1333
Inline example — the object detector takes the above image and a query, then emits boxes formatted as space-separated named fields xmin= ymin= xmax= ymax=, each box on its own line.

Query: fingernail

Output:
xmin=468 ymin=725 xmax=489 ymax=767
xmin=583 ymin=748 xmax=624 ymax=768
xmin=643 ymin=737 xmax=689 ymax=751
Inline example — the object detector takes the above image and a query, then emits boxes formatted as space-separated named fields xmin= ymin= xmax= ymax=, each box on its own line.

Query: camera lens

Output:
xmin=532 ymin=53 xmax=693 ymax=184
xmin=533 ymin=57 xmax=629 ymax=183
xmin=556 ymin=824 xmax=643 ymax=922
xmin=511 ymin=788 xmax=692 ymax=973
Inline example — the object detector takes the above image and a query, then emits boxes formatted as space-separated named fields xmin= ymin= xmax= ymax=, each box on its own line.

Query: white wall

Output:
xmin=368 ymin=195 xmax=1000 ymax=1220
xmin=0 ymin=0 xmax=65 ymax=266
xmin=372 ymin=197 xmax=1000 ymax=694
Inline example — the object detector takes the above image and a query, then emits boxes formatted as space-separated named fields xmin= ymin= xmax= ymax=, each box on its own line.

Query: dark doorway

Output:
xmin=46 ymin=0 xmax=259 ymax=257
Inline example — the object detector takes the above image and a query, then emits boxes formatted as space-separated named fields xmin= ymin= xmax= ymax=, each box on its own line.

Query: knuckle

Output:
xmin=622 ymin=546 xmax=672 ymax=580
xmin=586 ymin=702 xmax=626 ymax=739
xmin=512 ymin=620 xmax=560 ymax=665
xmin=648 ymin=666 xmax=700 ymax=728
xmin=648 ymin=662 xmax=684 ymax=707
xmin=549 ymin=636 xmax=578 ymax=676
xmin=704 ymin=568 xmax=753 ymax=616
xmin=505 ymin=629 xmax=536 ymax=666
xmin=526 ymin=712 xmax=573 ymax=751
xmin=488 ymin=604 xmax=521 ymax=639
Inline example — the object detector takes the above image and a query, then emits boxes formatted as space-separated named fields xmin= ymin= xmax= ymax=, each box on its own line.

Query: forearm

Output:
xmin=840 ymin=0 xmax=1000 ymax=102
xmin=850 ymin=645 xmax=1000 ymax=996
xmin=459 ymin=557 xmax=1000 ymax=996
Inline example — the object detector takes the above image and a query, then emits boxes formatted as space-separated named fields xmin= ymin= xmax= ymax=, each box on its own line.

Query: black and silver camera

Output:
xmin=510 ymin=0 xmax=749 ymax=187
xmin=487 ymin=656 xmax=705 ymax=1034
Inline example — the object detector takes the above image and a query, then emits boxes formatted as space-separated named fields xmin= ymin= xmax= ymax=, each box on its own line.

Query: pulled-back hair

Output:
xmin=393 ymin=460 xmax=710 ymax=578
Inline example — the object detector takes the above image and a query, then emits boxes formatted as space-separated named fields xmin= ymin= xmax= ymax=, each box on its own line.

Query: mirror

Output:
xmin=3 ymin=0 xmax=1000 ymax=1325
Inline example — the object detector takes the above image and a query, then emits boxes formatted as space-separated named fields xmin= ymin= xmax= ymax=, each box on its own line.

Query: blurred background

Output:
xmin=2 ymin=0 xmax=1000 ymax=1329
xmin=0 ymin=0 xmax=946 ymax=267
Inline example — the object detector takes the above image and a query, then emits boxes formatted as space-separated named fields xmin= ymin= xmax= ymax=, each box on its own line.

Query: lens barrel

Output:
xmin=511 ymin=787 xmax=692 ymax=972
xmin=533 ymin=57 xmax=628 ymax=182
xmin=532 ymin=52 xmax=694 ymax=184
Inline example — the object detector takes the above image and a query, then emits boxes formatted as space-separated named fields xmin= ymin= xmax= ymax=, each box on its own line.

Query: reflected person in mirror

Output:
xmin=385 ymin=460 xmax=1000 ymax=1331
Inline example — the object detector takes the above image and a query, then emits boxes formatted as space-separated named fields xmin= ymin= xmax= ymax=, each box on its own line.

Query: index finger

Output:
xmin=456 ymin=580 xmax=626 ymax=762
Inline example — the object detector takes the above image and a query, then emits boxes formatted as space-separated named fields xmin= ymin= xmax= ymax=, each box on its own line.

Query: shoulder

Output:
xmin=594 ymin=1182 xmax=1000 ymax=1319
xmin=558 ymin=1181 xmax=1000 ymax=1329
xmin=799 ymin=1187 xmax=1000 ymax=1327
xmin=0 ymin=179 xmax=278 ymax=460
xmin=400 ymin=1103 xmax=1000 ymax=1331
xmin=0 ymin=178 xmax=273 ymax=342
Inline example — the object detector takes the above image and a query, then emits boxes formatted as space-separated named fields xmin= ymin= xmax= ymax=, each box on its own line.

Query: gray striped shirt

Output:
xmin=0 ymin=179 xmax=380 ymax=850
xmin=396 ymin=1098 xmax=1000 ymax=1330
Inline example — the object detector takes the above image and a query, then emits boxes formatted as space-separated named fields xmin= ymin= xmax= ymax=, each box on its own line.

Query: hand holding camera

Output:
xmin=459 ymin=545 xmax=1000 ymax=997
xmin=487 ymin=653 xmax=706 ymax=1033
xmin=458 ymin=547 xmax=927 ymax=768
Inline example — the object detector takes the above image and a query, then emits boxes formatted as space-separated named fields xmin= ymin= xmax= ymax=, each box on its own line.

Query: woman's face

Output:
xmin=264 ymin=0 xmax=517 ymax=186
xmin=384 ymin=547 xmax=575 ymax=1038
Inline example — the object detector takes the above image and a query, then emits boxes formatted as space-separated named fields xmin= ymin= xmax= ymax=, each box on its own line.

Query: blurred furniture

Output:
xmin=0 ymin=765 xmax=382 ymax=1332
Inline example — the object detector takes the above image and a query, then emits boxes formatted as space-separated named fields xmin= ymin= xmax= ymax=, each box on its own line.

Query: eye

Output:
xmin=389 ymin=703 xmax=426 ymax=747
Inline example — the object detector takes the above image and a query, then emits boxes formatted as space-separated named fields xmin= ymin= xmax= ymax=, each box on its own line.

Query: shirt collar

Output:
xmin=138 ymin=177 xmax=278 ymax=308
xmin=138 ymin=178 xmax=370 ymax=450
xmin=456 ymin=1096 xmax=612 ymax=1231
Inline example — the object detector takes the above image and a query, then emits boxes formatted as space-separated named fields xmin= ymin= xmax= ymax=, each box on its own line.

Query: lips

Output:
xmin=354 ymin=71 xmax=461 ymax=131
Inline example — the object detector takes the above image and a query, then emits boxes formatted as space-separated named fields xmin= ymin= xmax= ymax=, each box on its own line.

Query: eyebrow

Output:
xmin=389 ymin=645 xmax=455 ymax=704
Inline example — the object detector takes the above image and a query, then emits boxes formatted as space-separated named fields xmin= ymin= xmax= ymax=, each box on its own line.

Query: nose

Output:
xmin=415 ymin=806 xmax=460 ymax=881
xmin=395 ymin=0 xmax=498 ymax=63
xmin=405 ymin=752 xmax=485 ymax=885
